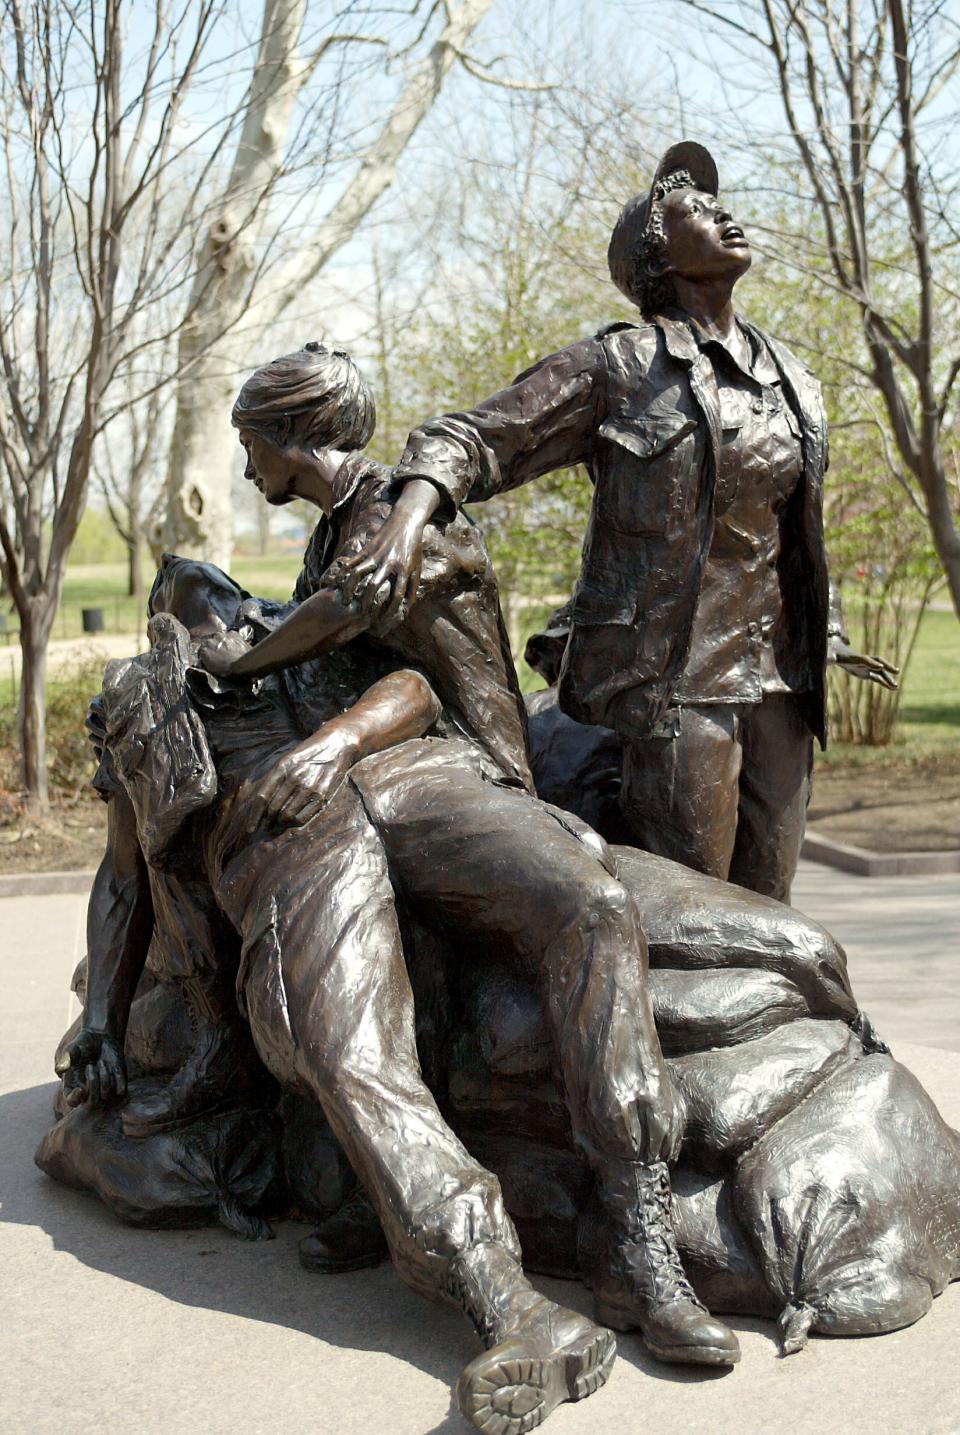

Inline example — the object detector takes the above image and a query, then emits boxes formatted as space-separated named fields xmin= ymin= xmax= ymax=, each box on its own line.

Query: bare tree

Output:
xmin=0 ymin=0 xmax=234 ymax=806
xmin=675 ymin=0 xmax=960 ymax=617
xmin=95 ymin=381 xmax=170 ymax=602
xmin=0 ymin=0 xmax=519 ymax=805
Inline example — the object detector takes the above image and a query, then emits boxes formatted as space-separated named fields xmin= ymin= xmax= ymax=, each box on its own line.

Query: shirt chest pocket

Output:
xmin=596 ymin=412 xmax=699 ymax=535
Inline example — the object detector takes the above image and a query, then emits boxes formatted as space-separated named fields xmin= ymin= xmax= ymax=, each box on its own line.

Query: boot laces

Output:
xmin=637 ymin=1168 xmax=700 ymax=1306
xmin=445 ymin=1261 xmax=499 ymax=1348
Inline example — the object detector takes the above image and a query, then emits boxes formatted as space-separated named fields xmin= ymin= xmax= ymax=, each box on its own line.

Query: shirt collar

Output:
xmin=328 ymin=449 xmax=370 ymax=514
xmin=659 ymin=309 xmax=775 ymax=385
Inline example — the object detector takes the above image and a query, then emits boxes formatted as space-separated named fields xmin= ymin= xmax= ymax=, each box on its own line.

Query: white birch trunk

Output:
xmin=160 ymin=0 xmax=494 ymax=568
xmin=159 ymin=0 xmax=308 ymax=568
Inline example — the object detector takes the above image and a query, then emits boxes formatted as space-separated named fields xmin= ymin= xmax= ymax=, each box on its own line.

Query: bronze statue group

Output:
xmin=40 ymin=144 xmax=957 ymax=1434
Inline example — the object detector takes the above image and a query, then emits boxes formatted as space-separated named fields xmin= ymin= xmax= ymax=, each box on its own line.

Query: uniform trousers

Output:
xmin=208 ymin=738 xmax=677 ymax=1302
xmin=619 ymin=693 xmax=813 ymax=904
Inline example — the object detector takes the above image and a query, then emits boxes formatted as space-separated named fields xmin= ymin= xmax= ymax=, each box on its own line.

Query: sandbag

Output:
xmin=650 ymin=967 xmax=812 ymax=1054
xmin=734 ymin=1054 xmax=960 ymax=1348
xmin=459 ymin=960 xmax=552 ymax=1077
xmin=456 ymin=960 xmax=818 ymax=1079
xmin=280 ymin=1092 xmax=360 ymax=1224
xmin=670 ymin=1166 xmax=777 ymax=1317
xmin=124 ymin=982 xmax=195 ymax=1074
xmin=614 ymin=846 xmax=858 ymax=1024
xmin=467 ymin=1129 xmax=591 ymax=1280
xmin=668 ymin=1018 xmax=862 ymax=1169
xmin=36 ymin=1079 xmax=280 ymax=1238
xmin=447 ymin=1033 xmax=572 ymax=1148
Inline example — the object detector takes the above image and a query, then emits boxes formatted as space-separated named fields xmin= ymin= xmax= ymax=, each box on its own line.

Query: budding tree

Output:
xmin=157 ymin=0 xmax=522 ymax=566
xmin=676 ymin=0 xmax=960 ymax=617
xmin=0 ymin=0 xmax=516 ymax=804
xmin=0 ymin=0 xmax=229 ymax=805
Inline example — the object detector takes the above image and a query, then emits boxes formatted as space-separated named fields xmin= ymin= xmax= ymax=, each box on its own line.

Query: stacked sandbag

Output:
xmin=615 ymin=846 xmax=859 ymax=1023
xmin=669 ymin=1018 xmax=861 ymax=1170
xmin=47 ymin=956 xmax=283 ymax=1228
xmin=443 ymin=844 xmax=960 ymax=1344
xmin=734 ymin=1054 xmax=960 ymax=1347
xmin=36 ymin=1080 xmax=280 ymax=1238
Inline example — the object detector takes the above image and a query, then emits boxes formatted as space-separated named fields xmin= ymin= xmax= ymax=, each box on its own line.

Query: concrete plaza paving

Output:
xmin=1 ymin=864 xmax=958 ymax=1435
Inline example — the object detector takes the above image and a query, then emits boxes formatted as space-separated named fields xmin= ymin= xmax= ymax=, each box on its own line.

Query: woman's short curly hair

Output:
xmin=608 ymin=168 xmax=695 ymax=318
xmin=231 ymin=341 xmax=376 ymax=452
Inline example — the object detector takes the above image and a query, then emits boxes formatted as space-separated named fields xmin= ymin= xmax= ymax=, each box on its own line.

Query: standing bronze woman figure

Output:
xmin=339 ymin=142 xmax=895 ymax=903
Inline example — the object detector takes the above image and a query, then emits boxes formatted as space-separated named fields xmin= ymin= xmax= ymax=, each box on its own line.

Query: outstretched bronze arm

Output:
xmin=201 ymin=482 xmax=444 ymax=682
xmin=328 ymin=346 xmax=599 ymax=625
xmin=56 ymin=791 xmax=154 ymax=1108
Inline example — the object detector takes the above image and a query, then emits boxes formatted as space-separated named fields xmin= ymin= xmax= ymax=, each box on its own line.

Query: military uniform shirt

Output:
xmin=674 ymin=322 xmax=811 ymax=704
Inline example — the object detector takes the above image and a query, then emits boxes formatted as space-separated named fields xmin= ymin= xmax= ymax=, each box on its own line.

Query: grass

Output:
xmin=0 ymin=555 xmax=306 ymax=647
xmin=0 ymin=555 xmax=306 ymax=712
xmin=818 ymin=607 xmax=960 ymax=769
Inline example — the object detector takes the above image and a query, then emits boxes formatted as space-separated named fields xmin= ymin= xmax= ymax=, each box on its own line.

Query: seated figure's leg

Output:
xmin=220 ymin=783 xmax=614 ymax=1432
xmin=618 ymin=704 xmax=742 ymax=878
xmin=363 ymin=754 xmax=740 ymax=1367
xmin=729 ymin=694 xmax=813 ymax=904
xmin=122 ymin=866 xmax=260 ymax=1137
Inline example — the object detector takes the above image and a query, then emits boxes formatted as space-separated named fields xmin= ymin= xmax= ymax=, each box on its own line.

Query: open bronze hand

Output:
xmin=326 ymin=476 xmax=442 ymax=627
xmin=242 ymin=725 xmax=359 ymax=831
xmin=830 ymin=640 xmax=900 ymax=691
xmin=330 ymin=505 xmax=424 ymax=628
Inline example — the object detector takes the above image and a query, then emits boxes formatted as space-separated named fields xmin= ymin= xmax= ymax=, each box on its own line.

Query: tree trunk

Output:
xmin=18 ymin=605 xmax=53 ymax=809
xmin=128 ymin=536 xmax=143 ymax=602
xmin=256 ymin=501 xmax=271 ymax=558
xmin=157 ymin=0 xmax=309 ymax=569
xmin=159 ymin=0 xmax=495 ymax=567
xmin=924 ymin=468 xmax=960 ymax=619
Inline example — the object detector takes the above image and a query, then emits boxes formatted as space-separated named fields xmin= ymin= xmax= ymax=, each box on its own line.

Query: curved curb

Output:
xmin=803 ymin=828 xmax=960 ymax=877
xmin=2 ymin=833 xmax=958 ymax=897
xmin=0 ymin=869 xmax=96 ymax=898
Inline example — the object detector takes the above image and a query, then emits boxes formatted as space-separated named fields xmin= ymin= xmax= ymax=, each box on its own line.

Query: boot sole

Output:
xmin=458 ymin=1326 xmax=615 ymax=1434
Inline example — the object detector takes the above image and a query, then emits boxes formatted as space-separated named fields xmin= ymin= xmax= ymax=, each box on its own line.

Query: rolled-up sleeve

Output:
xmin=393 ymin=337 xmax=602 ymax=515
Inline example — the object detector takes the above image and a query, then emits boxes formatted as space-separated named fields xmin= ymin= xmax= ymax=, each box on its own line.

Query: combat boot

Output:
xmin=299 ymin=1186 xmax=388 ymax=1273
xmin=123 ymin=975 xmax=257 ymax=1138
xmin=449 ymin=1241 xmax=615 ymax=1434
xmin=592 ymin=1159 xmax=740 ymax=1367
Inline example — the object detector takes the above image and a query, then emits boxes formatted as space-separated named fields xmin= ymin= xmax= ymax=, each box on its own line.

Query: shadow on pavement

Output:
xmin=2 ymin=1080 xmax=772 ymax=1430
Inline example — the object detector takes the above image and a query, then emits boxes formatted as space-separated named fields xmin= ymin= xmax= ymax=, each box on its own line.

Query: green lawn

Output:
xmin=819 ymin=607 xmax=960 ymax=768
xmin=0 ymin=556 xmax=307 ymax=713
xmin=511 ymin=601 xmax=960 ymax=769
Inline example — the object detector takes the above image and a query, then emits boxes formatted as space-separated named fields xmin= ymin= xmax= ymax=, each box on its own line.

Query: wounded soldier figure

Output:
xmin=58 ymin=348 xmax=767 ymax=1428
xmin=64 ymin=557 xmax=619 ymax=1434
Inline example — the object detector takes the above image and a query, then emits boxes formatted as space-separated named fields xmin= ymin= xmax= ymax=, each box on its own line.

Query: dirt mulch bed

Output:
xmin=0 ymin=791 xmax=106 ymax=874
xmin=0 ymin=761 xmax=957 ymax=874
xmin=809 ymin=763 xmax=960 ymax=853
